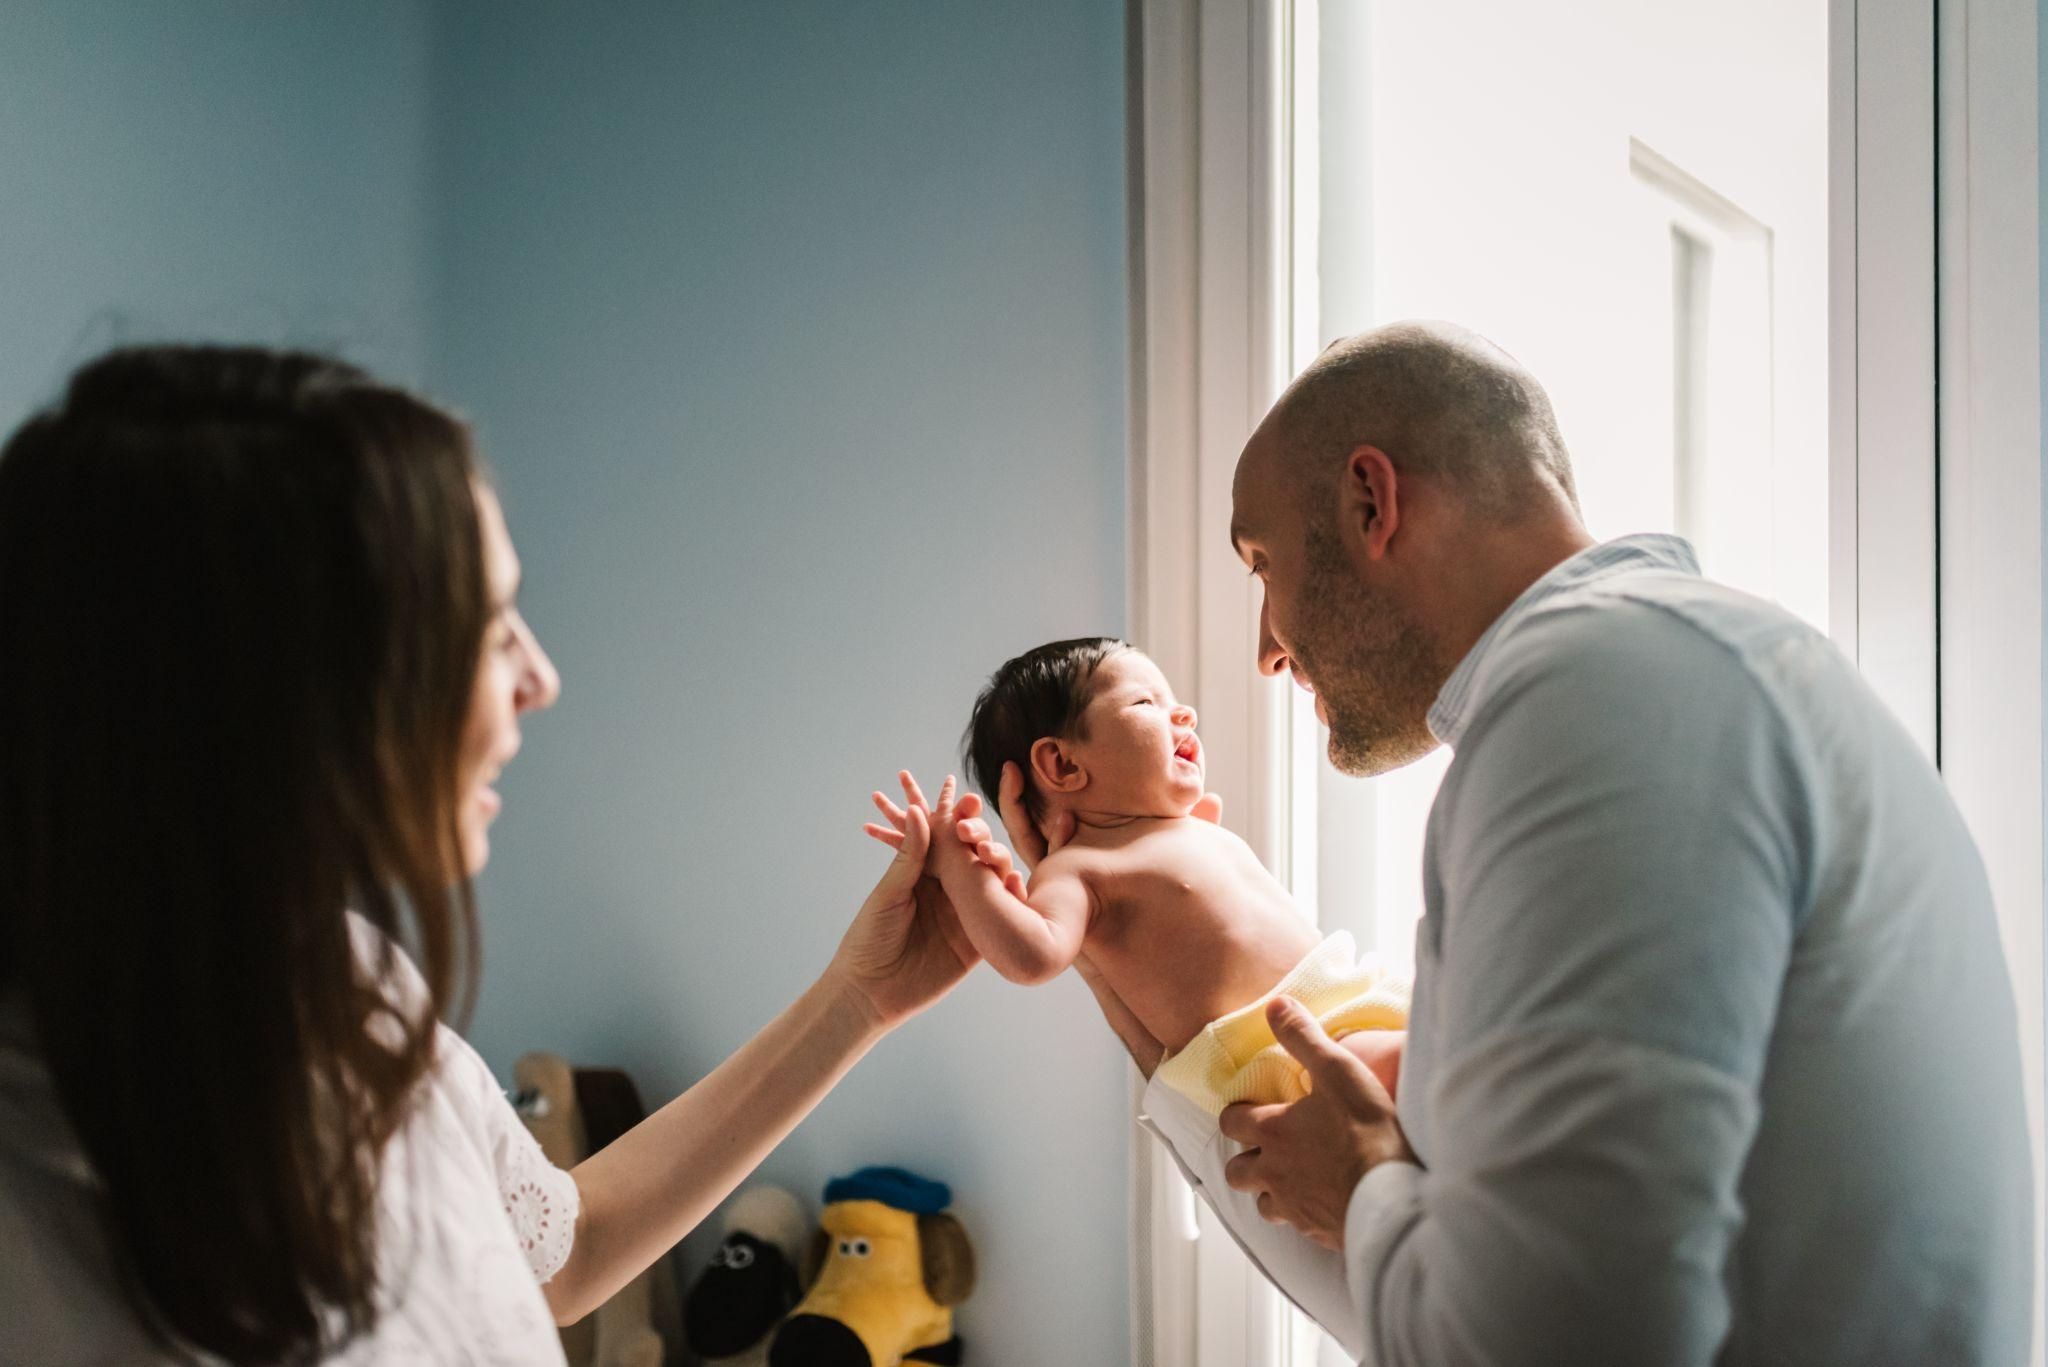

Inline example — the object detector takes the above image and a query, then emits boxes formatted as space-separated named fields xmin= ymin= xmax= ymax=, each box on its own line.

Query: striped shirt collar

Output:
xmin=1426 ymin=533 xmax=1701 ymax=747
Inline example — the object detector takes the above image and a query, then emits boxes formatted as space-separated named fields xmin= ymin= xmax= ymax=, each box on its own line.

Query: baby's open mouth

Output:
xmin=1175 ymin=735 xmax=1200 ymax=764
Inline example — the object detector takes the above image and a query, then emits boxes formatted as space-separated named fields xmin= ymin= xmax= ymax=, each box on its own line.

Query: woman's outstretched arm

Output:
xmin=540 ymin=772 xmax=978 ymax=1324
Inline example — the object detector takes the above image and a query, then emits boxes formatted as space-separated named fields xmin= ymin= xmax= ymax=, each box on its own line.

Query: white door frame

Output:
xmin=1126 ymin=0 xmax=2043 ymax=1360
xmin=1930 ymin=0 xmax=2044 ymax=1351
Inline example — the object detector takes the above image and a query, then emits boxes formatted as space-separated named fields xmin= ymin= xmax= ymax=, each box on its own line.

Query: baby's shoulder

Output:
xmin=1101 ymin=815 xmax=1248 ymax=873
xmin=1033 ymin=843 xmax=1106 ymax=884
xmin=1157 ymin=813 xmax=1255 ymax=858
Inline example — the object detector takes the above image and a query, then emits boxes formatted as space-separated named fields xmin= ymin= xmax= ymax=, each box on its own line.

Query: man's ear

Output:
xmin=1341 ymin=444 xmax=1401 ymax=561
xmin=1029 ymin=736 xmax=1088 ymax=795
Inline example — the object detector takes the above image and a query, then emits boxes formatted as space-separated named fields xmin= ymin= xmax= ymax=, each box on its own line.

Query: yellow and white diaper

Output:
xmin=1154 ymin=931 xmax=1410 ymax=1117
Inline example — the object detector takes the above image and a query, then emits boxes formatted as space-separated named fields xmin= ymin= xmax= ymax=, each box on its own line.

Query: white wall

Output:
xmin=426 ymin=4 xmax=1134 ymax=1359
xmin=1342 ymin=0 xmax=1829 ymax=624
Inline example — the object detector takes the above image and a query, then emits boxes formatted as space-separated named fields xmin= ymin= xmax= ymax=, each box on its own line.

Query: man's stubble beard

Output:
xmin=1294 ymin=521 xmax=1444 ymax=778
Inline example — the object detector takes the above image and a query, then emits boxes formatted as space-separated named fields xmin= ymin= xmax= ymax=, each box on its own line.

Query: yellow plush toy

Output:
xmin=769 ymin=1168 xmax=975 ymax=1367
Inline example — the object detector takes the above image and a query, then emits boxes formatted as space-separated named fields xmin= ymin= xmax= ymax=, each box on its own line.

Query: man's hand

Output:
xmin=1218 ymin=997 xmax=1417 ymax=1250
xmin=994 ymin=760 xmax=1073 ymax=868
xmin=1074 ymin=952 xmax=1166 ymax=1076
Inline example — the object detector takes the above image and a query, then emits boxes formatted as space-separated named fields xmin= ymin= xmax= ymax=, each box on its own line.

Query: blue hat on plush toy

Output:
xmin=823 ymin=1165 xmax=952 ymax=1214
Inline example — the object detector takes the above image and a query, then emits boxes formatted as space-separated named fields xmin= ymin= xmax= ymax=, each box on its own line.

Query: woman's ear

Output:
xmin=1029 ymin=736 xmax=1088 ymax=795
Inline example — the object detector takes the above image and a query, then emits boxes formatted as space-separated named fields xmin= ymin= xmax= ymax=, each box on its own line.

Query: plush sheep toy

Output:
xmin=769 ymin=1167 xmax=975 ymax=1367
xmin=683 ymin=1186 xmax=810 ymax=1366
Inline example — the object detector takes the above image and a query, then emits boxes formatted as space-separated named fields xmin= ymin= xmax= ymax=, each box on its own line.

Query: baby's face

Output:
xmin=1069 ymin=651 xmax=1206 ymax=817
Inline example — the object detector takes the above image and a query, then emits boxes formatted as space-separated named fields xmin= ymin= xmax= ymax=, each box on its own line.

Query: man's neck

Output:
xmin=1431 ymin=518 xmax=1597 ymax=680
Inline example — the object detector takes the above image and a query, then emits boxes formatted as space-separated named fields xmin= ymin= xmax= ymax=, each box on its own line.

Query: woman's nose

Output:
xmin=516 ymin=626 xmax=562 ymax=714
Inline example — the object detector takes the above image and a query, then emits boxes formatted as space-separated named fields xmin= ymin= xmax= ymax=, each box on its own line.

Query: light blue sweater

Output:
xmin=1344 ymin=534 xmax=2033 ymax=1364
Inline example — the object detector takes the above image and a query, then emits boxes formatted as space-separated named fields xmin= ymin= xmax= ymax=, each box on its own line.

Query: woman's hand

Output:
xmin=556 ymin=771 xmax=980 ymax=1322
xmin=831 ymin=771 xmax=982 ymax=1031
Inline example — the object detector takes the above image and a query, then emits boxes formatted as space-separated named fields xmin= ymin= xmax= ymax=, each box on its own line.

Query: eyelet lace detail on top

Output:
xmin=498 ymin=1131 xmax=578 ymax=1284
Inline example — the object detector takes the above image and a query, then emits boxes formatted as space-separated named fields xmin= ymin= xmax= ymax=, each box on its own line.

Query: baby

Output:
xmin=868 ymin=637 xmax=1407 ymax=1115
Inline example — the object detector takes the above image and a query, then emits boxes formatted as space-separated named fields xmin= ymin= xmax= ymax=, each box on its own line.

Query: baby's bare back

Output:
xmin=1062 ymin=817 xmax=1321 ymax=1052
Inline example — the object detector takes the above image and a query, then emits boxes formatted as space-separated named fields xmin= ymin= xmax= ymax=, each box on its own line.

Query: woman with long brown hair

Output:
xmin=0 ymin=345 xmax=980 ymax=1363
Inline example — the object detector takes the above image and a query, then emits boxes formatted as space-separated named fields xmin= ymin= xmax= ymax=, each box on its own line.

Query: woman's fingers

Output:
xmin=899 ymin=802 xmax=931 ymax=863
xmin=860 ymin=803 xmax=929 ymax=912
xmin=863 ymin=822 xmax=906 ymax=849
xmin=899 ymin=769 xmax=930 ymax=812
xmin=872 ymin=790 xmax=909 ymax=832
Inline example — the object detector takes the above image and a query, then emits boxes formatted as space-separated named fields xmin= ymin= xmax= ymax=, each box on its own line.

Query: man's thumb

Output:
xmin=1267 ymin=997 xmax=1367 ymax=1093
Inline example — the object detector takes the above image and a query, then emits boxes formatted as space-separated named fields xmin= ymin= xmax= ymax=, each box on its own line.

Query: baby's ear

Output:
xmin=1029 ymin=736 xmax=1088 ymax=794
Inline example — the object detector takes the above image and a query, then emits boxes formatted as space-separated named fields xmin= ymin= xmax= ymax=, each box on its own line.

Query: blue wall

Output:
xmin=0 ymin=2 xmax=1134 ymax=1359
xmin=0 ymin=3 xmax=434 ymax=418
xmin=428 ymin=4 xmax=1132 ymax=1360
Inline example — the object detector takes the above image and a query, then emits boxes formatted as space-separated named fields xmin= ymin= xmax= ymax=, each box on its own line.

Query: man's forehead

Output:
xmin=1230 ymin=437 xmax=1282 ymax=550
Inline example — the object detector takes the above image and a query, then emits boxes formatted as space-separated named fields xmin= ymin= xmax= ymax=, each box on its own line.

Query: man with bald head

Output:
xmin=1197 ymin=321 xmax=2032 ymax=1363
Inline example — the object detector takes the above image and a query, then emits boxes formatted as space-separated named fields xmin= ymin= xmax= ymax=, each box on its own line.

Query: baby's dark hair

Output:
xmin=963 ymin=636 xmax=1133 ymax=825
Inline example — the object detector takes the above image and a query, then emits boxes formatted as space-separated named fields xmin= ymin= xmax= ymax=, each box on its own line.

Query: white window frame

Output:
xmin=1124 ymin=0 xmax=2044 ymax=1361
xmin=1127 ymin=3 xmax=1299 ymax=1361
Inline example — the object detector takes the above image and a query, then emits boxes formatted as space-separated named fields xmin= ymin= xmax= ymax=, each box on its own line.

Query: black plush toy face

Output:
xmin=684 ymin=1232 xmax=801 ymax=1357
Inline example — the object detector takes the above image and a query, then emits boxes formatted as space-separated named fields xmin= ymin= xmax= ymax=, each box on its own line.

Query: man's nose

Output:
xmin=1256 ymin=598 xmax=1288 ymax=677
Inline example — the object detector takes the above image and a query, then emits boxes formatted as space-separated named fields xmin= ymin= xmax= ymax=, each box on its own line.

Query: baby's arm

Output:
xmin=930 ymin=825 xmax=1093 ymax=987
xmin=863 ymin=778 xmax=1093 ymax=984
xmin=872 ymin=785 xmax=1087 ymax=985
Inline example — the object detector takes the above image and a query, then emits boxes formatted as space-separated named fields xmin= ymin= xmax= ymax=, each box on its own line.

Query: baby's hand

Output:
xmin=948 ymin=806 xmax=1027 ymax=900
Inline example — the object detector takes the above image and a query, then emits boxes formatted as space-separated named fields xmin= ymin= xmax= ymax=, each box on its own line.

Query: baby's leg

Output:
xmin=1337 ymin=1029 xmax=1404 ymax=1100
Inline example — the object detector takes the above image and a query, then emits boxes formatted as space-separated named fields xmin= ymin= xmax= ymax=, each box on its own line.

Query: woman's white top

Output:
xmin=0 ymin=922 xmax=580 ymax=1364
